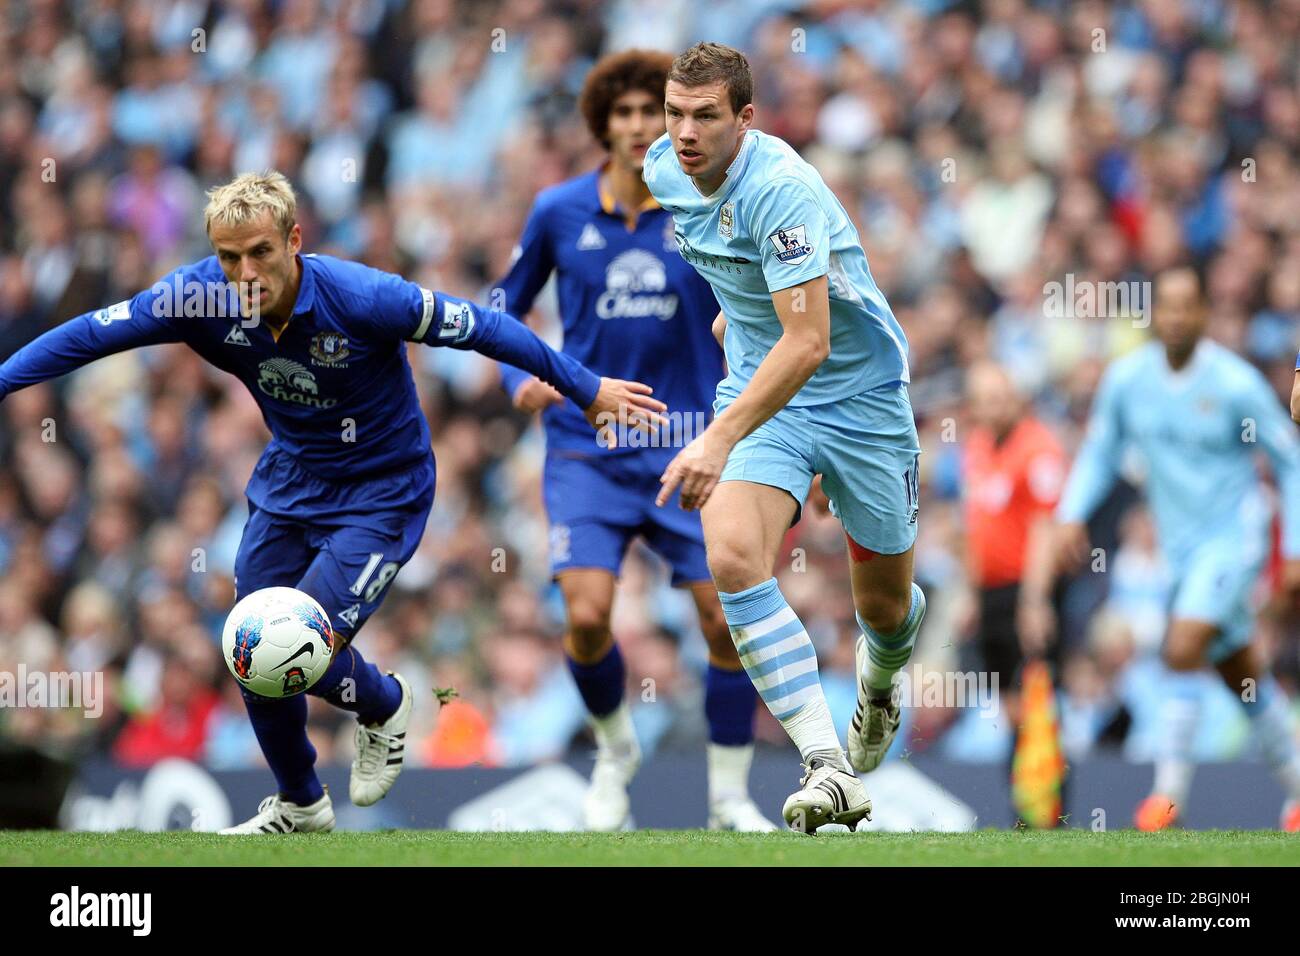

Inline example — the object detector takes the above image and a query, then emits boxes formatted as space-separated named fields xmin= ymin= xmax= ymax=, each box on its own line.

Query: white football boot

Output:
xmin=781 ymin=755 xmax=872 ymax=834
xmin=583 ymin=702 xmax=641 ymax=831
xmin=219 ymin=792 xmax=335 ymax=834
xmin=350 ymin=672 xmax=412 ymax=807
xmin=847 ymin=637 xmax=904 ymax=773
xmin=709 ymin=796 xmax=779 ymax=832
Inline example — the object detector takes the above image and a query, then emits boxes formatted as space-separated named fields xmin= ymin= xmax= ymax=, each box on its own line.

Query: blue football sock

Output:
xmin=240 ymin=687 xmax=323 ymax=805
xmin=705 ymin=663 xmax=757 ymax=746
xmin=311 ymin=644 xmax=402 ymax=725
xmin=567 ymin=642 xmax=625 ymax=718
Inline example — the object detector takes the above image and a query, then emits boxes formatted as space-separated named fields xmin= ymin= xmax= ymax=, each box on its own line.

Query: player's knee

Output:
xmin=855 ymin=588 xmax=911 ymax=636
xmin=1163 ymin=632 xmax=1202 ymax=672
xmin=707 ymin=541 xmax=764 ymax=595
xmin=565 ymin=599 xmax=613 ymax=660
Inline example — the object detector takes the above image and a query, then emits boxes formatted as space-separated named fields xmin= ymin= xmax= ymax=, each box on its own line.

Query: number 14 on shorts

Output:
xmin=902 ymin=459 xmax=919 ymax=525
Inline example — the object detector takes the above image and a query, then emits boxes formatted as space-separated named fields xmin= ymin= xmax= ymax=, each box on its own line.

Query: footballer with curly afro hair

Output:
xmin=578 ymin=49 xmax=674 ymax=152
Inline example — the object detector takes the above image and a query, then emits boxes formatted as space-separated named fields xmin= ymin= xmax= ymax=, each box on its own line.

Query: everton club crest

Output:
xmin=309 ymin=332 xmax=351 ymax=367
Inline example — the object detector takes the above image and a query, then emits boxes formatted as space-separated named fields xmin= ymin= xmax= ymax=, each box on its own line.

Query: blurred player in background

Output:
xmin=1290 ymin=357 xmax=1300 ymax=424
xmin=959 ymin=361 xmax=1068 ymax=826
xmin=496 ymin=50 xmax=773 ymax=831
xmin=1031 ymin=267 xmax=1300 ymax=830
xmin=644 ymin=43 xmax=924 ymax=833
xmin=0 ymin=172 xmax=663 ymax=834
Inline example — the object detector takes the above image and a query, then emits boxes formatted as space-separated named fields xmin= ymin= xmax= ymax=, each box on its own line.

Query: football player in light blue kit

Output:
xmin=643 ymin=42 xmax=926 ymax=832
xmin=496 ymin=50 xmax=772 ymax=832
xmin=1043 ymin=267 xmax=1300 ymax=830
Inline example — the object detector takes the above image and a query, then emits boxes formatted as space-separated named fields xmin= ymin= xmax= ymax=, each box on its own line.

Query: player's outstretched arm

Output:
xmin=657 ymin=275 xmax=829 ymax=511
xmin=410 ymin=290 xmax=666 ymax=446
xmin=1290 ymin=366 xmax=1300 ymax=424
xmin=0 ymin=293 xmax=182 ymax=401
xmin=495 ymin=196 xmax=563 ymax=412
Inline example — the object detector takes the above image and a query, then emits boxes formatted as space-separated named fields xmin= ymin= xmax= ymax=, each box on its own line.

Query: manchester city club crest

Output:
xmin=719 ymin=201 xmax=734 ymax=239
xmin=309 ymin=331 xmax=351 ymax=367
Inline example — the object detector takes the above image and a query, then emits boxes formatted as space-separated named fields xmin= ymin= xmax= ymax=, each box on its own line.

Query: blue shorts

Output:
xmin=234 ymin=462 xmax=434 ymax=642
xmin=1170 ymin=535 xmax=1267 ymax=664
xmin=715 ymin=382 xmax=921 ymax=554
xmin=543 ymin=450 xmax=711 ymax=586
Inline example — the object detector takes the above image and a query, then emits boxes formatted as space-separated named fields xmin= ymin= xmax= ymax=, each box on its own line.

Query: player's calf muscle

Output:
xmin=853 ymin=589 xmax=912 ymax=635
xmin=849 ymin=547 xmax=915 ymax=633
xmin=695 ymin=597 xmax=740 ymax=663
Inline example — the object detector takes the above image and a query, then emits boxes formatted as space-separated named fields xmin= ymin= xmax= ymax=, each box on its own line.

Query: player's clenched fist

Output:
xmin=657 ymin=431 xmax=732 ymax=510
xmin=583 ymin=377 xmax=668 ymax=448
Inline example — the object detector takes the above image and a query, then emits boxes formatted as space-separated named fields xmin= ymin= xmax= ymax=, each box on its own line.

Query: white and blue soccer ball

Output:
xmin=221 ymin=587 xmax=335 ymax=698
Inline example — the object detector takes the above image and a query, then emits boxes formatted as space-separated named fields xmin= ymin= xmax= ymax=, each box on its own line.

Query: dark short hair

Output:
xmin=579 ymin=49 xmax=675 ymax=149
xmin=667 ymin=42 xmax=753 ymax=116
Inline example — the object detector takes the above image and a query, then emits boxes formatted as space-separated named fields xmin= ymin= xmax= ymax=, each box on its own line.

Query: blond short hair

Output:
xmin=204 ymin=171 xmax=297 ymax=239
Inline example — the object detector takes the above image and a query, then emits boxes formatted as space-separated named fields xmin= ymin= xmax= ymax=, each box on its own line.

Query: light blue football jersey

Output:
xmin=1058 ymin=340 xmax=1300 ymax=566
xmin=642 ymin=129 xmax=909 ymax=406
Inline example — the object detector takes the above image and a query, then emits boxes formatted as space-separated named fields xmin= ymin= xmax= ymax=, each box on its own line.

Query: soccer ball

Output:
xmin=221 ymin=587 xmax=335 ymax=698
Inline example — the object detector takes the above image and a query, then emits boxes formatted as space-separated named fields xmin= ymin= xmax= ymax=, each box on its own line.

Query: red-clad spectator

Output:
xmin=113 ymin=650 xmax=220 ymax=767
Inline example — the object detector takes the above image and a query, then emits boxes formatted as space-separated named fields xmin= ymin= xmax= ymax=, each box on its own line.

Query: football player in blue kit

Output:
xmin=497 ymin=50 xmax=774 ymax=831
xmin=643 ymin=43 xmax=926 ymax=832
xmin=1041 ymin=267 xmax=1300 ymax=831
xmin=0 ymin=172 xmax=665 ymax=834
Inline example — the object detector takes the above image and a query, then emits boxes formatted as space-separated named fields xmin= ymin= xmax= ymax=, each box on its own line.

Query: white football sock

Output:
xmin=781 ymin=694 xmax=846 ymax=768
xmin=591 ymin=701 xmax=638 ymax=761
xmin=1152 ymin=680 xmax=1198 ymax=806
xmin=707 ymin=742 xmax=754 ymax=804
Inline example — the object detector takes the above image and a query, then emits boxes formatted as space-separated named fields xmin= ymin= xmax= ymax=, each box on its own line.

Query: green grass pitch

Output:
xmin=2 ymin=829 xmax=1297 ymax=866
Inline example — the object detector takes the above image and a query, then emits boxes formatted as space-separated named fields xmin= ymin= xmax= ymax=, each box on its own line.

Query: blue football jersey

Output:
xmin=1059 ymin=340 xmax=1300 ymax=564
xmin=0 ymin=253 xmax=602 ymax=518
xmin=496 ymin=169 xmax=723 ymax=459
xmin=642 ymin=129 xmax=910 ymax=405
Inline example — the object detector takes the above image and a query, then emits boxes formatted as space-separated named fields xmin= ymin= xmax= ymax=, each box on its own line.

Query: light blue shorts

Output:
xmin=1170 ymin=536 xmax=1267 ymax=664
xmin=714 ymin=382 xmax=921 ymax=555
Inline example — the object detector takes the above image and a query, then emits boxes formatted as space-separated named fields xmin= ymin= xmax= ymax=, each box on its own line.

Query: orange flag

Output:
xmin=1011 ymin=659 xmax=1067 ymax=828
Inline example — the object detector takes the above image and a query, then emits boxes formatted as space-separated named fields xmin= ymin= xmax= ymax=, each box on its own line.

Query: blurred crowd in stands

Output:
xmin=2 ymin=0 xmax=1300 ymax=775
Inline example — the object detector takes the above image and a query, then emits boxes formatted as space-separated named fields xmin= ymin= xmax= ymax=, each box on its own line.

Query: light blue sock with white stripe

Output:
xmin=719 ymin=577 xmax=842 ymax=766
xmin=859 ymin=583 xmax=926 ymax=694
